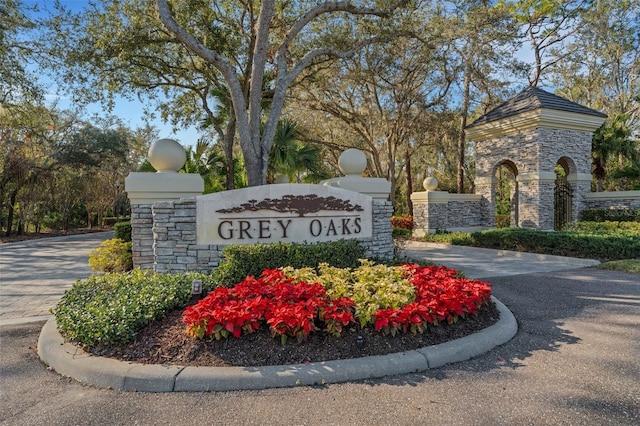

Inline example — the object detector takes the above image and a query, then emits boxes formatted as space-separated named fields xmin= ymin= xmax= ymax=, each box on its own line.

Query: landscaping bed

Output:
xmin=90 ymin=301 xmax=499 ymax=367
xmin=54 ymin=260 xmax=498 ymax=368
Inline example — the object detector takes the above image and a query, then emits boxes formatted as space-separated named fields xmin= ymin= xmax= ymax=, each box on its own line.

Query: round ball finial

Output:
xmin=148 ymin=139 xmax=186 ymax=173
xmin=423 ymin=176 xmax=438 ymax=191
xmin=338 ymin=148 xmax=367 ymax=176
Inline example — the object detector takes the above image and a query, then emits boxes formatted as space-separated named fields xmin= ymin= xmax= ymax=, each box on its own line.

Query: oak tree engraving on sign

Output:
xmin=196 ymin=185 xmax=372 ymax=245
xmin=216 ymin=195 xmax=364 ymax=216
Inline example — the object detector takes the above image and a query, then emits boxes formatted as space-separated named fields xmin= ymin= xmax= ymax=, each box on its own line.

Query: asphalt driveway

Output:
xmin=1 ymin=234 xmax=638 ymax=424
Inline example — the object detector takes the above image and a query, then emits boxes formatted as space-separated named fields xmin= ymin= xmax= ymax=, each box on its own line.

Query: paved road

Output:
xmin=0 ymin=232 xmax=112 ymax=325
xmin=1 ymin=236 xmax=639 ymax=424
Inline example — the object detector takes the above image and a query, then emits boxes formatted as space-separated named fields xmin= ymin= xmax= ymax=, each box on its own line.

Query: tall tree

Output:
xmin=547 ymin=0 xmax=640 ymax=190
xmin=292 ymin=29 xmax=453 ymax=209
xmin=551 ymin=0 xmax=640 ymax=132
xmin=0 ymin=0 xmax=42 ymax=105
xmin=440 ymin=0 xmax=520 ymax=193
xmin=505 ymin=0 xmax=590 ymax=87
xmin=156 ymin=0 xmax=409 ymax=186
xmin=43 ymin=0 xmax=242 ymax=189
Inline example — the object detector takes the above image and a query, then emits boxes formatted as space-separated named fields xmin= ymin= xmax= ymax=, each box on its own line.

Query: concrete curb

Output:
xmin=38 ymin=297 xmax=517 ymax=392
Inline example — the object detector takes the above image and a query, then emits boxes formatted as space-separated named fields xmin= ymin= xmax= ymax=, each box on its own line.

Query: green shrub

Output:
xmin=392 ymin=227 xmax=412 ymax=238
xmin=88 ymin=238 xmax=133 ymax=273
xmin=418 ymin=226 xmax=640 ymax=261
xmin=114 ymin=221 xmax=132 ymax=242
xmin=213 ymin=239 xmax=367 ymax=287
xmin=580 ymin=208 xmax=640 ymax=222
xmin=53 ymin=270 xmax=217 ymax=347
xmin=568 ymin=221 xmax=640 ymax=234
xmin=495 ymin=215 xmax=511 ymax=228
xmin=469 ymin=228 xmax=640 ymax=261
xmin=282 ymin=260 xmax=416 ymax=327
xmin=420 ymin=231 xmax=475 ymax=245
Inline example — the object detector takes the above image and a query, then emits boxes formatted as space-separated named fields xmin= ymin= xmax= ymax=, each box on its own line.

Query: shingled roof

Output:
xmin=466 ymin=86 xmax=607 ymax=129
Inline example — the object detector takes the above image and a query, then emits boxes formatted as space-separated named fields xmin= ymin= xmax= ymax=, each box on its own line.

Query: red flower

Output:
xmin=183 ymin=263 xmax=492 ymax=342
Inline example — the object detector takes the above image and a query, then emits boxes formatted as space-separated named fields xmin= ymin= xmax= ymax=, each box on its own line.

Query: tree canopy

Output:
xmin=2 ymin=0 xmax=639 ymax=236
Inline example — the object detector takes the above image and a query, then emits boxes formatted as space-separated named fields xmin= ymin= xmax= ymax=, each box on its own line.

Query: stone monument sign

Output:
xmin=196 ymin=184 xmax=373 ymax=245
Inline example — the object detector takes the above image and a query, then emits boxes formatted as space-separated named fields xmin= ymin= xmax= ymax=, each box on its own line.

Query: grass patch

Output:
xmin=594 ymin=259 xmax=640 ymax=273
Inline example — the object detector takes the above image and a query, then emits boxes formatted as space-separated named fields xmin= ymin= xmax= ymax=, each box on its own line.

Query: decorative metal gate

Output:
xmin=554 ymin=178 xmax=572 ymax=230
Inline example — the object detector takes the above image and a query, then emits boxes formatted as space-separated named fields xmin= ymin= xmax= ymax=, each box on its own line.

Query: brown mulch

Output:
xmin=91 ymin=301 xmax=500 ymax=367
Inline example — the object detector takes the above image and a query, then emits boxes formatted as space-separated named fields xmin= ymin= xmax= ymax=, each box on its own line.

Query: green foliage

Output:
xmin=268 ymin=119 xmax=328 ymax=183
xmin=592 ymin=114 xmax=639 ymax=191
xmin=580 ymin=208 xmax=640 ymax=222
xmin=281 ymin=261 xmax=417 ymax=328
xmin=291 ymin=260 xmax=416 ymax=328
xmin=88 ymin=238 xmax=132 ymax=273
xmin=213 ymin=240 xmax=367 ymax=288
xmin=569 ymin=221 xmax=640 ymax=233
xmin=53 ymin=270 xmax=218 ymax=347
xmin=595 ymin=259 xmax=640 ymax=273
xmin=420 ymin=226 xmax=640 ymax=262
xmin=420 ymin=231 xmax=475 ymax=245
xmin=392 ymin=227 xmax=412 ymax=238
xmin=495 ymin=215 xmax=511 ymax=228
xmin=42 ymin=212 xmax=64 ymax=231
xmin=113 ymin=221 xmax=132 ymax=242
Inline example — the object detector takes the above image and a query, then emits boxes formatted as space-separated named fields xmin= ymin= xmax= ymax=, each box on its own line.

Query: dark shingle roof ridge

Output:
xmin=466 ymin=86 xmax=607 ymax=129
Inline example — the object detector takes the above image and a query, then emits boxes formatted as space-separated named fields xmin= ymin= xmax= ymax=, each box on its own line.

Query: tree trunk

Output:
xmin=405 ymin=146 xmax=413 ymax=217
xmin=457 ymin=60 xmax=471 ymax=194
xmin=223 ymin=117 xmax=236 ymax=190
xmin=5 ymin=188 xmax=18 ymax=237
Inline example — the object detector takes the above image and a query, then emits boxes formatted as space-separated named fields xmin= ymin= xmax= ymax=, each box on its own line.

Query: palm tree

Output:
xmin=592 ymin=114 xmax=639 ymax=191
xmin=181 ymin=139 xmax=225 ymax=193
xmin=268 ymin=119 xmax=328 ymax=183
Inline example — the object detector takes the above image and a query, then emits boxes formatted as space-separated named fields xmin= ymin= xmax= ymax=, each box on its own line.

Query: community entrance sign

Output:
xmin=196 ymin=184 xmax=373 ymax=245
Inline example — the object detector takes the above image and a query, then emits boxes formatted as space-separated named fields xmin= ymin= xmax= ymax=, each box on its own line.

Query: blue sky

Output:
xmin=26 ymin=0 xmax=537 ymax=149
xmin=26 ymin=0 xmax=201 ymax=148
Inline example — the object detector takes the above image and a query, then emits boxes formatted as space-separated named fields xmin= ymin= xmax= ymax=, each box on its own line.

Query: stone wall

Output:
xmin=132 ymin=194 xmax=394 ymax=274
xmin=411 ymin=192 xmax=485 ymax=235
xmin=151 ymin=199 xmax=224 ymax=273
xmin=447 ymin=199 xmax=484 ymax=228
xmin=584 ymin=191 xmax=640 ymax=211
xmin=475 ymin=128 xmax=592 ymax=180
xmin=130 ymin=204 xmax=154 ymax=270
xmin=356 ymin=200 xmax=394 ymax=260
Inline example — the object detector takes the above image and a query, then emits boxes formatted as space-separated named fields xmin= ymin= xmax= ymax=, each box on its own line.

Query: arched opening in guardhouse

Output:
xmin=494 ymin=161 xmax=518 ymax=228
xmin=554 ymin=157 xmax=575 ymax=230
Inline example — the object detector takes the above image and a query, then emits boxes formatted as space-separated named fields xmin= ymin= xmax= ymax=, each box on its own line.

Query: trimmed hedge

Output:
xmin=580 ymin=208 xmax=640 ymax=222
xmin=114 ymin=221 xmax=131 ymax=242
xmin=213 ymin=239 xmax=367 ymax=287
xmin=420 ymin=226 xmax=640 ymax=261
xmin=53 ymin=270 xmax=218 ymax=347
